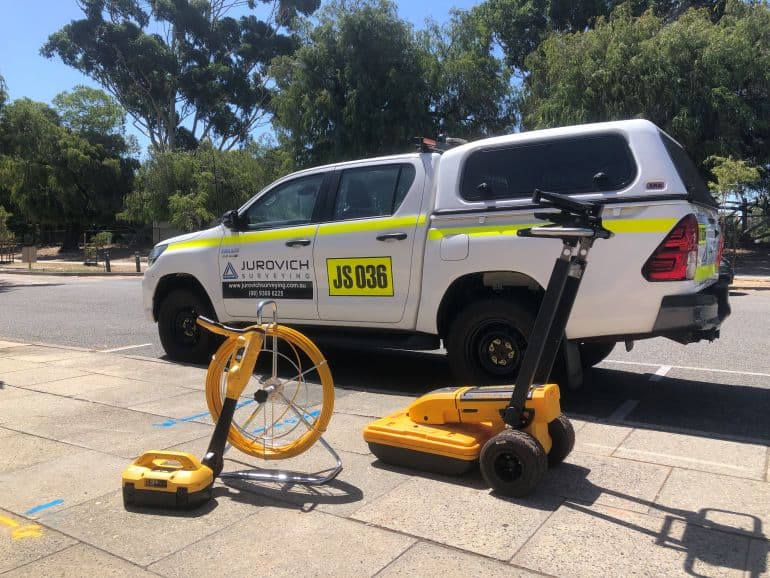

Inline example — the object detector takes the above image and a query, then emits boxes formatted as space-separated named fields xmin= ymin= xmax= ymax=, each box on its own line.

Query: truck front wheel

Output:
xmin=446 ymin=298 xmax=535 ymax=385
xmin=158 ymin=288 xmax=220 ymax=364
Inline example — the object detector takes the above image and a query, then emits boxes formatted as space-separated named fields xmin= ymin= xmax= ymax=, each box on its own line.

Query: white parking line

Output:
xmin=609 ymin=399 xmax=640 ymax=421
xmin=604 ymin=359 xmax=770 ymax=378
xmin=101 ymin=343 xmax=153 ymax=353
xmin=649 ymin=365 xmax=672 ymax=381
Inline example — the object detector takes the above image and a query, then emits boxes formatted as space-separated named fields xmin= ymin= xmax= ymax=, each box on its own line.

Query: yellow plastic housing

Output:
xmin=122 ymin=450 xmax=214 ymax=494
xmin=363 ymin=383 xmax=562 ymax=461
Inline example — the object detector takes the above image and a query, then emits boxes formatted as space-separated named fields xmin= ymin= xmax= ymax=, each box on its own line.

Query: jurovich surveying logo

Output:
xmin=222 ymin=262 xmax=238 ymax=280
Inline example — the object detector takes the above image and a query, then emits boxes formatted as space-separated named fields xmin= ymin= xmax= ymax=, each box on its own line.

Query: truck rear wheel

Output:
xmin=158 ymin=288 xmax=220 ymax=364
xmin=446 ymin=298 xmax=535 ymax=385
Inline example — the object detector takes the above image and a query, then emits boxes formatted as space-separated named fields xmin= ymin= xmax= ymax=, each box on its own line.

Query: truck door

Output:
xmin=219 ymin=173 xmax=326 ymax=321
xmin=313 ymin=161 xmax=424 ymax=323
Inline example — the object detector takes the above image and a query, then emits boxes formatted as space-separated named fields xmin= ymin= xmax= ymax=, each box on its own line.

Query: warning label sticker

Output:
xmin=222 ymin=281 xmax=313 ymax=300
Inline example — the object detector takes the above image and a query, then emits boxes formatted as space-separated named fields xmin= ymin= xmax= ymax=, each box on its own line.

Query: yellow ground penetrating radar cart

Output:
xmin=122 ymin=303 xmax=339 ymax=510
xmin=364 ymin=190 xmax=614 ymax=496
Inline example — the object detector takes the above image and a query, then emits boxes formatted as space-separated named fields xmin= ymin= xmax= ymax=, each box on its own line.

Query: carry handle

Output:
xmin=133 ymin=450 xmax=201 ymax=471
xmin=197 ymin=316 xmax=265 ymax=337
xmin=533 ymin=189 xmax=599 ymax=218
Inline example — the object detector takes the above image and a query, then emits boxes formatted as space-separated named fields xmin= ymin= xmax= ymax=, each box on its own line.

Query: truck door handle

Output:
xmin=286 ymin=239 xmax=312 ymax=247
xmin=376 ymin=232 xmax=407 ymax=241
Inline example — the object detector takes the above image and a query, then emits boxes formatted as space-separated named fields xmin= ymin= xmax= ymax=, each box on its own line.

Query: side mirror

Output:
xmin=221 ymin=209 xmax=242 ymax=230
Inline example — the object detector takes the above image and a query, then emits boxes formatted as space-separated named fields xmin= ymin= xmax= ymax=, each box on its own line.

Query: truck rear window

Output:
xmin=658 ymin=131 xmax=718 ymax=208
xmin=460 ymin=133 xmax=637 ymax=201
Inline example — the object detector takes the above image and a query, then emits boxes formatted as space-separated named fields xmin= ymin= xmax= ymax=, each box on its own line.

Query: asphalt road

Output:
xmin=1 ymin=272 xmax=769 ymax=442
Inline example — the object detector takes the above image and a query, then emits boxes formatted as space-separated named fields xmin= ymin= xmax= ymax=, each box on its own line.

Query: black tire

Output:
xmin=547 ymin=414 xmax=575 ymax=466
xmin=446 ymin=298 xmax=535 ymax=385
xmin=158 ymin=288 xmax=220 ymax=364
xmin=578 ymin=341 xmax=615 ymax=370
xmin=479 ymin=429 xmax=547 ymax=497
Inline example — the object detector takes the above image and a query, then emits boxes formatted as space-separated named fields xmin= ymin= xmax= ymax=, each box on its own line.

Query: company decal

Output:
xmin=222 ymin=262 xmax=238 ymax=280
xmin=223 ymin=280 xmax=313 ymax=300
xmin=326 ymin=257 xmax=394 ymax=297
xmin=223 ymin=257 xmax=314 ymax=299
xmin=221 ymin=246 xmax=240 ymax=258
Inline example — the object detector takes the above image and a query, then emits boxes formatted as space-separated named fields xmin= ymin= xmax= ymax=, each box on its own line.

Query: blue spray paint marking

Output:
xmin=25 ymin=499 xmax=64 ymax=515
xmin=154 ymin=399 xmax=256 ymax=428
xmin=251 ymin=409 xmax=321 ymax=434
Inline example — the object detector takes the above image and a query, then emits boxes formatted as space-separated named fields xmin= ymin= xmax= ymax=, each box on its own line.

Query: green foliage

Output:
xmin=53 ymin=85 xmax=140 ymax=159
xmin=0 ymin=73 xmax=7 ymax=110
xmin=53 ymin=85 xmax=126 ymax=137
xmin=707 ymin=155 xmax=761 ymax=205
xmin=418 ymin=10 xmax=517 ymax=138
xmin=522 ymin=1 xmax=770 ymax=170
xmin=0 ymin=98 xmax=135 ymax=247
xmin=475 ymin=0 xmax=727 ymax=72
xmin=120 ymin=140 xmax=294 ymax=231
xmin=42 ymin=0 xmax=320 ymax=152
xmin=270 ymin=0 xmax=434 ymax=166
xmin=0 ymin=206 xmax=14 ymax=243
xmin=92 ymin=230 xmax=113 ymax=248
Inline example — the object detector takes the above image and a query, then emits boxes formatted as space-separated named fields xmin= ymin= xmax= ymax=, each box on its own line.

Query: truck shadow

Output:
xmin=562 ymin=367 xmax=770 ymax=442
xmin=320 ymin=345 xmax=453 ymax=394
xmin=0 ymin=280 xmax=64 ymax=293
xmin=322 ymin=345 xmax=770 ymax=444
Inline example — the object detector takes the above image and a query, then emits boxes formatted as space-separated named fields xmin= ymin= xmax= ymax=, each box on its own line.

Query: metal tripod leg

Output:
xmin=219 ymin=391 xmax=342 ymax=486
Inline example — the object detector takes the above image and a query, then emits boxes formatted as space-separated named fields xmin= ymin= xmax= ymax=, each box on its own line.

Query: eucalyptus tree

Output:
xmin=43 ymin=0 xmax=320 ymax=151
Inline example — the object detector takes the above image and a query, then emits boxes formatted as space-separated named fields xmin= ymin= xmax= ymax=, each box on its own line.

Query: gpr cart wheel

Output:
xmin=547 ymin=414 xmax=575 ymax=466
xmin=205 ymin=324 xmax=334 ymax=460
xmin=479 ymin=429 xmax=547 ymax=497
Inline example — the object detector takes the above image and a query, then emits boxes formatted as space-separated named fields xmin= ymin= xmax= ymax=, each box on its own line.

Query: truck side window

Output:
xmin=460 ymin=134 xmax=636 ymax=200
xmin=658 ymin=130 xmax=717 ymax=207
xmin=333 ymin=164 xmax=416 ymax=220
xmin=244 ymin=174 xmax=324 ymax=230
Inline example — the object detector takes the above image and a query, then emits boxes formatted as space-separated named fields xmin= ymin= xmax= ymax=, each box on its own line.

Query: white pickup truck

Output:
xmin=142 ymin=119 xmax=731 ymax=383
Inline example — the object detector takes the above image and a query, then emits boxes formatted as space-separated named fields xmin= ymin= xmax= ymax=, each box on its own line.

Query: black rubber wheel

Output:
xmin=578 ymin=341 xmax=615 ymax=370
xmin=158 ymin=288 xmax=220 ymax=364
xmin=479 ymin=429 xmax=547 ymax=497
xmin=547 ymin=414 xmax=575 ymax=466
xmin=446 ymin=298 xmax=535 ymax=385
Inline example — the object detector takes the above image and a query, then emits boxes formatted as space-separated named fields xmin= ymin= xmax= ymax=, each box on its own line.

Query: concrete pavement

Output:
xmin=1 ymin=339 xmax=769 ymax=577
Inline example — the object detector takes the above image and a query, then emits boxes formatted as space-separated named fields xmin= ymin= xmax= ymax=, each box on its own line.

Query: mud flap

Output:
xmin=563 ymin=339 xmax=583 ymax=390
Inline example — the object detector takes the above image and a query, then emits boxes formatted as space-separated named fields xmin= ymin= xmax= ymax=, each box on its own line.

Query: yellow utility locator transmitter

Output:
xmin=364 ymin=190 xmax=613 ymax=497
xmin=122 ymin=319 xmax=265 ymax=510
xmin=122 ymin=451 xmax=214 ymax=509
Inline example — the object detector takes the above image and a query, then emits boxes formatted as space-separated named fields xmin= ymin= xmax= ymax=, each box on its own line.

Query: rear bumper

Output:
xmin=652 ymin=275 xmax=731 ymax=344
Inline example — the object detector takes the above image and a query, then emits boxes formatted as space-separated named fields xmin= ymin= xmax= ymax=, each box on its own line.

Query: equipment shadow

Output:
xmin=533 ymin=462 xmax=768 ymax=577
xmin=123 ymin=476 xmax=364 ymax=519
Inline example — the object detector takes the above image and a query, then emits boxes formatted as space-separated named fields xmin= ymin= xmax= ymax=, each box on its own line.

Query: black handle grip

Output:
xmin=376 ymin=232 xmax=407 ymax=241
xmin=286 ymin=239 xmax=312 ymax=247
xmin=533 ymin=189 xmax=599 ymax=217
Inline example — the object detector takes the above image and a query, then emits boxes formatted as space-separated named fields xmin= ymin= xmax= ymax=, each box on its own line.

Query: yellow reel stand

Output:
xmin=123 ymin=305 xmax=339 ymax=509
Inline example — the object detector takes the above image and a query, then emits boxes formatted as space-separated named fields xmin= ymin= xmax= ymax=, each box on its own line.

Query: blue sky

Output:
xmin=0 ymin=1 xmax=481 ymax=108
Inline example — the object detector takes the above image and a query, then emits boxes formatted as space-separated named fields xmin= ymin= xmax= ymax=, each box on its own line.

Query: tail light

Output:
xmin=642 ymin=215 xmax=698 ymax=281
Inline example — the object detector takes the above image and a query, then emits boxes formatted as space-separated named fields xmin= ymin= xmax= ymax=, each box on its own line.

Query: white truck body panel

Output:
xmin=143 ymin=119 xmax=726 ymax=373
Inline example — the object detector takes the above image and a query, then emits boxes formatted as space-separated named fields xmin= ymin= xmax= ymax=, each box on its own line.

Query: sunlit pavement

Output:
xmin=1 ymin=338 xmax=768 ymax=577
